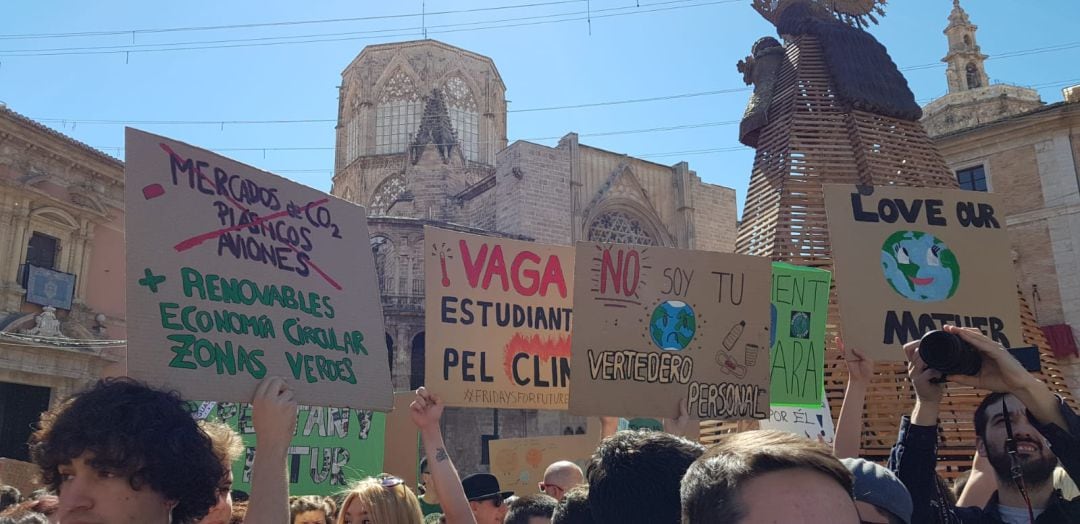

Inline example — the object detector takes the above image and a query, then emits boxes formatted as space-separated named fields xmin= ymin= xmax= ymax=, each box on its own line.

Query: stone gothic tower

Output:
xmin=942 ymin=0 xmax=989 ymax=93
xmin=331 ymin=40 xmax=508 ymax=220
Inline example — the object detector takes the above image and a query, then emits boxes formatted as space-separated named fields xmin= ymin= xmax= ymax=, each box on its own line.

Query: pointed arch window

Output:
xmin=369 ymin=174 xmax=406 ymax=216
xmin=587 ymin=210 xmax=658 ymax=246
xmin=965 ymin=63 xmax=982 ymax=89
xmin=376 ymin=70 xmax=422 ymax=155
xmin=442 ymin=76 xmax=479 ymax=162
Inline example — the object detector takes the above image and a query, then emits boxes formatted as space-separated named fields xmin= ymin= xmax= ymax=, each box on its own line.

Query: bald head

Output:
xmin=541 ymin=461 xmax=584 ymax=500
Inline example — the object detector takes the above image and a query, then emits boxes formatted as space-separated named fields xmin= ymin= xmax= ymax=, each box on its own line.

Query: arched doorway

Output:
xmin=410 ymin=332 xmax=425 ymax=391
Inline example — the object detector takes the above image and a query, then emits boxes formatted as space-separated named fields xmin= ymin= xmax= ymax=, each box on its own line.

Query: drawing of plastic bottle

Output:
xmin=722 ymin=321 xmax=745 ymax=351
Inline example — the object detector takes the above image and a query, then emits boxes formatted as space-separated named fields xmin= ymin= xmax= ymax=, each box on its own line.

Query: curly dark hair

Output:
xmin=29 ymin=378 xmax=225 ymax=523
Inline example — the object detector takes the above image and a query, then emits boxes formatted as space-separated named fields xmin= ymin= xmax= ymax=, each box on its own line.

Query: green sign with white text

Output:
xmin=769 ymin=263 xmax=831 ymax=407
xmin=193 ymin=401 xmax=385 ymax=496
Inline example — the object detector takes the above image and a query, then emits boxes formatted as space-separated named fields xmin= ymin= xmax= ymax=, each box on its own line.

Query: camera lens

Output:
xmin=919 ymin=330 xmax=982 ymax=376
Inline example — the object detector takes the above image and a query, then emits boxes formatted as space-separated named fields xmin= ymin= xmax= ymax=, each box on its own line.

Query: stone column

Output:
xmin=6 ymin=200 xmax=30 ymax=283
xmin=395 ymin=323 xmax=411 ymax=390
xmin=75 ymin=224 xmax=94 ymax=301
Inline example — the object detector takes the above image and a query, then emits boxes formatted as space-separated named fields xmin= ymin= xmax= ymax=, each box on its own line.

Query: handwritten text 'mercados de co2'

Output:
xmin=165 ymin=147 xmax=344 ymax=279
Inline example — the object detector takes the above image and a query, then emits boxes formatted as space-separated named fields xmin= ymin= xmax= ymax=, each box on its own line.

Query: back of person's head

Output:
xmin=552 ymin=486 xmax=593 ymax=524
xmin=29 ymin=377 xmax=225 ymax=523
xmin=0 ymin=486 xmax=20 ymax=512
xmin=199 ymin=420 xmax=244 ymax=467
xmin=681 ymin=430 xmax=856 ymax=524
xmin=505 ymin=493 xmax=557 ymax=524
xmin=973 ymin=392 xmax=1010 ymax=442
xmin=291 ymin=494 xmax=335 ymax=524
xmin=230 ymin=500 xmax=248 ymax=524
xmin=586 ymin=430 xmax=704 ymax=524
xmin=841 ymin=458 xmax=912 ymax=524
xmin=337 ymin=475 xmax=422 ymax=524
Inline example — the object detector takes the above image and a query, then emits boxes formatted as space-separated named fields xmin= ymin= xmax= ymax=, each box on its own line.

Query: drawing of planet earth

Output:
xmin=649 ymin=300 xmax=696 ymax=351
xmin=880 ymin=231 xmax=960 ymax=302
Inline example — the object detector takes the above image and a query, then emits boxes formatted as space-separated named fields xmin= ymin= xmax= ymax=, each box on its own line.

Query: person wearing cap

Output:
xmin=841 ymin=458 xmax=912 ymax=524
xmin=461 ymin=473 xmax=512 ymax=524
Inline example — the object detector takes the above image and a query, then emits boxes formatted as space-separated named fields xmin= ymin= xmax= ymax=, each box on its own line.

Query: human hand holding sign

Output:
xmin=253 ymin=377 xmax=298 ymax=449
xmin=663 ymin=398 xmax=692 ymax=438
xmin=905 ymin=338 xmax=945 ymax=426
xmin=246 ymin=377 xmax=298 ymax=524
xmin=410 ymin=387 xmax=476 ymax=524
xmin=840 ymin=337 xmax=874 ymax=385
xmin=410 ymin=386 xmax=445 ymax=430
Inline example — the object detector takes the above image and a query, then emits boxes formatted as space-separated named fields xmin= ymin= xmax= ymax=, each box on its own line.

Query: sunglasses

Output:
xmin=378 ymin=475 xmax=405 ymax=488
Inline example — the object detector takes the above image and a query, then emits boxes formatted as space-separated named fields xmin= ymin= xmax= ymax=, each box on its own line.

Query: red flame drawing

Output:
xmin=503 ymin=333 xmax=571 ymax=379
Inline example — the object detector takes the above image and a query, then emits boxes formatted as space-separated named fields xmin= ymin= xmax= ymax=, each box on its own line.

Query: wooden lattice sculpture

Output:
xmin=702 ymin=0 xmax=1074 ymax=480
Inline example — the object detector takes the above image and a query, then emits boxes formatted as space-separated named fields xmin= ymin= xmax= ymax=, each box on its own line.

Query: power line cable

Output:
xmin=0 ymin=0 xmax=736 ymax=57
xmin=0 ymin=0 xmax=588 ymax=40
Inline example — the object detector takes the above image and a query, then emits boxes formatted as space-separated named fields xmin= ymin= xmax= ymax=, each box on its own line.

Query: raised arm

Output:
xmin=411 ymin=387 xmax=476 ymax=524
xmin=834 ymin=338 xmax=872 ymax=459
xmin=245 ymin=377 xmax=298 ymax=524
xmin=888 ymin=338 xmax=952 ymax=524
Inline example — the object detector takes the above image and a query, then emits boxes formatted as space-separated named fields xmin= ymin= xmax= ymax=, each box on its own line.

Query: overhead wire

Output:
xmin=0 ymin=0 xmax=738 ymax=57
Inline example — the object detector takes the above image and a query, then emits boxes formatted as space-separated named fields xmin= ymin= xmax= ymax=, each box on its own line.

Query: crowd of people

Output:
xmin=2 ymin=325 xmax=1079 ymax=523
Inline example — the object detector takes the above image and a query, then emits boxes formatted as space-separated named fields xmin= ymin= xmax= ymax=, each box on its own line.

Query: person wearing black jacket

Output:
xmin=889 ymin=325 xmax=1080 ymax=523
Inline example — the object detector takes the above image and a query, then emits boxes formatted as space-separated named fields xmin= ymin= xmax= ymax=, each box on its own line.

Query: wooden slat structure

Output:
xmin=701 ymin=19 xmax=1074 ymax=481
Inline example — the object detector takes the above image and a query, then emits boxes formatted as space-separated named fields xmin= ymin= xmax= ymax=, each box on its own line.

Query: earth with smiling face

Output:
xmin=880 ymin=231 xmax=960 ymax=302
xmin=649 ymin=300 xmax=696 ymax=351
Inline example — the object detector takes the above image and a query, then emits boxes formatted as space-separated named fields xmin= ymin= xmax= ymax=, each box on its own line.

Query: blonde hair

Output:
xmin=199 ymin=420 xmax=245 ymax=466
xmin=337 ymin=476 xmax=423 ymax=524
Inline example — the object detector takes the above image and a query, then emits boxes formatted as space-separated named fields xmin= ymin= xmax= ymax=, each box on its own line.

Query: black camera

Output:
xmin=919 ymin=330 xmax=982 ymax=376
xmin=919 ymin=330 xmax=1042 ymax=375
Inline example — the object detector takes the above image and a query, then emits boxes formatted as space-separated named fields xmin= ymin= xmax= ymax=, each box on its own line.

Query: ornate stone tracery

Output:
xmin=586 ymin=209 xmax=659 ymax=246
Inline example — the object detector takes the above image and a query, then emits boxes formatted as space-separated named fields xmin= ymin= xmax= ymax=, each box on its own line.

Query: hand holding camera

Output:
xmin=926 ymin=325 xmax=1043 ymax=394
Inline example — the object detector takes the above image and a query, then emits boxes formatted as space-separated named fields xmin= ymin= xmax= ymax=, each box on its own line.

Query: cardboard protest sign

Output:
xmin=125 ymin=129 xmax=392 ymax=410
xmin=383 ymin=392 xmax=420 ymax=489
xmin=193 ymin=401 xmax=385 ymax=496
xmin=424 ymin=227 xmax=574 ymax=409
xmin=0 ymin=458 xmax=42 ymax=495
xmin=488 ymin=435 xmax=595 ymax=496
xmin=569 ymin=243 xmax=772 ymax=420
xmin=769 ymin=263 xmax=831 ymax=407
xmin=823 ymin=184 xmax=1022 ymax=361
xmin=759 ymin=401 xmax=836 ymax=446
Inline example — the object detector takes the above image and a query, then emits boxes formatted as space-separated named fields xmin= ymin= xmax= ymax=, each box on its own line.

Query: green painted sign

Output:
xmin=193 ymin=401 xmax=385 ymax=496
xmin=769 ymin=263 xmax=831 ymax=407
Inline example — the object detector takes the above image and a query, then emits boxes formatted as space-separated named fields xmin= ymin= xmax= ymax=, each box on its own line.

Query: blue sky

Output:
xmin=3 ymin=0 xmax=1077 ymax=216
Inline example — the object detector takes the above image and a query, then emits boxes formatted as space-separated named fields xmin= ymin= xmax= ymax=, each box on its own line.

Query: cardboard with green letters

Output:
xmin=192 ymin=401 xmax=386 ymax=496
xmin=822 ymin=184 xmax=1022 ymax=361
xmin=769 ymin=262 xmax=831 ymax=407
xmin=125 ymin=128 xmax=392 ymax=410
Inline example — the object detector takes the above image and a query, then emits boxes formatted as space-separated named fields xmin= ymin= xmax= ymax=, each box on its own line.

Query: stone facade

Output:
xmin=0 ymin=105 xmax=126 ymax=461
xmin=330 ymin=39 xmax=738 ymax=474
xmin=924 ymin=2 xmax=1080 ymax=393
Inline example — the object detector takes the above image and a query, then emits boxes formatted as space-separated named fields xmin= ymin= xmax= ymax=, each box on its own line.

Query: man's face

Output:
xmin=57 ymin=453 xmax=175 ymax=524
xmin=737 ymin=468 xmax=860 ymax=523
xmin=470 ymin=497 xmax=507 ymax=524
xmin=979 ymin=395 xmax=1057 ymax=486
xmin=196 ymin=470 xmax=233 ymax=524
